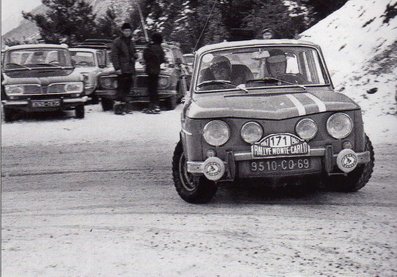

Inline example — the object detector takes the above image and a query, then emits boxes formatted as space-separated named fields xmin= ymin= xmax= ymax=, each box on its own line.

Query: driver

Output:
xmin=209 ymin=55 xmax=232 ymax=81
xmin=266 ymin=49 xmax=305 ymax=84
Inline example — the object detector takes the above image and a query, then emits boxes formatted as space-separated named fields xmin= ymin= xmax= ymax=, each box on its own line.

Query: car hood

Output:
xmin=187 ymin=89 xmax=360 ymax=120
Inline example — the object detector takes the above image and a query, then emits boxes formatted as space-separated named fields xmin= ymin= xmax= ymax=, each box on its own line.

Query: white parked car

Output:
xmin=70 ymin=48 xmax=112 ymax=103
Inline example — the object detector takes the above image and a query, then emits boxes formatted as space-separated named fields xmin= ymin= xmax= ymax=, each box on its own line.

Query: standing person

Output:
xmin=143 ymin=32 xmax=166 ymax=114
xmin=111 ymin=22 xmax=137 ymax=115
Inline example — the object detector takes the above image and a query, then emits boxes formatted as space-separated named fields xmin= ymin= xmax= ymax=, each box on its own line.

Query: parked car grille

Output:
xmin=23 ymin=85 xmax=42 ymax=94
xmin=135 ymin=76 xmax=147 ymax=88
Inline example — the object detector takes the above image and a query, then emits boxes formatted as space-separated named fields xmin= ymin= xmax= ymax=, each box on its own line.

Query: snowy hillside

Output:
xmin=301 ymin=0 xmax=397 ymax=139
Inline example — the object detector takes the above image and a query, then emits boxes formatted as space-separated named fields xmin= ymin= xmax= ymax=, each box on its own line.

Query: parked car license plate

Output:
xmin=250 ymin=158 xmax=311 ymax=172
xmin=32 ymin=100 xmax=61 ymax=107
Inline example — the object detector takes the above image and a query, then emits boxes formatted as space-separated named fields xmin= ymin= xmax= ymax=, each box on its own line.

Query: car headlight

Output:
xmin=5 ymin=85 xmax=24 ymax=95
xmin=241 ymin=121 xmax=263 ymax=144
xmin=295 ymin=118 xmax=318 ymax=141
xmin=327 ymin=113 xmax=353 ymax=139
xmin=100 ymin=77 xmax=118 ymax=89
xmin=203 ymin=120 xmax=230 ymax=146
xmin=64 ymin=82 xmax=84 ymax=93
xmin=158 ymin=76 xmax=170 ymax=89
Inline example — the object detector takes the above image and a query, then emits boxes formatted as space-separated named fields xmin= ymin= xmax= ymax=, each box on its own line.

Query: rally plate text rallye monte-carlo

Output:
xmin=172 ymin=39 xmax=374 ymax=203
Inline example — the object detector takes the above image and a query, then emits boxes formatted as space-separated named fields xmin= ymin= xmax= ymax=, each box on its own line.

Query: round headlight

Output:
xmin=158 ymin=77 xmax=169 ymax=89
xmin=241 ymin=121 xmax=263 ymax=144
xmin=295 ymin=118 xmax=318 ymax=141
xmin=5 ymin=85 xmax=24 ymax=95
xmin=203 ymin=120 xmax=230 ymax=146
xmin=327 ymin=113 xmax=353 ymax=139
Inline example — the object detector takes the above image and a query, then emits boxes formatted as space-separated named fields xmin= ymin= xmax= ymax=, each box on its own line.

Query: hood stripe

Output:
xmin=285 ymin=94 xmax=306 ymax=116
xmin=304 ymin=93 xmax=327 ymax=112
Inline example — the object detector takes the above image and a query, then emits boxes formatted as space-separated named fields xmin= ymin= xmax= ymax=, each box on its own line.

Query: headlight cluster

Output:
xmin=4 ymin=85 xmax=24 ymax=95
xmin=100 ymin=77 xmax=118 ymax=89
xmin=203 ymin=113 xmax=353 ymax=147
xmin=203 ymin=120 xmax=230 ymax=146
xmin=158 ymin=76 xmax=170 ymax=89
xmin=241 ymin=122 xmax=263 ymax=144
xmin=47 ymin=82 xmax=84 ymax=93
xmin=326 ymin=113 xmax=353 ymax=139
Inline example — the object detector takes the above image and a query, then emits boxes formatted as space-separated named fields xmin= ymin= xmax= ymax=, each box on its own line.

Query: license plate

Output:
xmin=250 ymin=158 xmax=311 ymax=172
xmin=252 ymin=133 xmax=309 ymax=157
xmin=32 ymin=100 xmax=61 ymax=108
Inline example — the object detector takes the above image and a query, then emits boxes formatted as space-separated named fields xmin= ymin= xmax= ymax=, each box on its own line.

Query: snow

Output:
xmin=301 ymin=0 xmax=397 ymax=143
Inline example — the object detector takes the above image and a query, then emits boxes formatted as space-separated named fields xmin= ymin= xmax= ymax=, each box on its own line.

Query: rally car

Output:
xmin=1 ymin=44 xmax=87 ymax=121
xmin=172 ymin=39 xmax=375 ymax=203
xmin=96 ymin=42 xmax=188 ymax=111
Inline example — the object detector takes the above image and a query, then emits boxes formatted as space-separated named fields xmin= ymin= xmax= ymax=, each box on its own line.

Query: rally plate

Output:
xmin=252 ymin=133 xmax=309 ymax=157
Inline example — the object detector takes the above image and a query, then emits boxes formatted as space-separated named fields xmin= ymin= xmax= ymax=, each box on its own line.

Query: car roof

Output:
xmin=196 ymin=39 xmax=321 ymax=55
xmin=69 ymin=47 xmax=99 ymax=53
xmin=5 ymin=44 xmax=69 ymax=51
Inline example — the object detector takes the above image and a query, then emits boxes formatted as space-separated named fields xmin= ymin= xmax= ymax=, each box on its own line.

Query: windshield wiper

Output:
xmin=246 ymin=77 xmax=307 ymax=91
xmin=4 ymin=63 xmax=32 ymax=71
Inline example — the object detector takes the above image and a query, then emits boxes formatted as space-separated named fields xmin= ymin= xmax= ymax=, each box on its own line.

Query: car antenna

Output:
xmin=193 ymin=0 xmax=217 ymax=52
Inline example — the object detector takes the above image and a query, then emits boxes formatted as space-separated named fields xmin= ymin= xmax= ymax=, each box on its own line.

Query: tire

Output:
xmin=3 ymin=107 xmax=15 ymax=122
xmin=172 ymin=140 xmax=217 ymax=203
xmin=323 ymin=134 xmax=375 ymax=192
xmin=101 ymin=98 xmax=114 ymax=111
xmin=166 ymin=95 xmax=177 ymax=110
xmin=75 ymin=105 xmax=85 ymax=119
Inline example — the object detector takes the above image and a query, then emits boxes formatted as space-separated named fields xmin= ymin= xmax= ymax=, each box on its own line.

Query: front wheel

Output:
xmin=75 ymin=105 xmax=85 ymax=119
xmin=101 ymin=98 xmax=114 ymax=111
xmin=323 ymin=134 xmax=375 ymax=192
xmin=166 ymin=95 xmax=177 ymax=110
xmin=172 ymin=140 xmax=217 ymax=203
xmin=3 ymin=107 xmax=15 ymax=122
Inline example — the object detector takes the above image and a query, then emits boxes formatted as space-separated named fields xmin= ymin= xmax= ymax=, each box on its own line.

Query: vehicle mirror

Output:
xmin=168 ymin=63 xmax=175 ymax=68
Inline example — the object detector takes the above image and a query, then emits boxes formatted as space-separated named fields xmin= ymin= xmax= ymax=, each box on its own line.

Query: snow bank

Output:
xmin=301 ymin=0 xmax=397 ymax=142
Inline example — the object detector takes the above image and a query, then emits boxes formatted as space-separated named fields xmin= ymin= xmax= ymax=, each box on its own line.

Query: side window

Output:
xmin=96 ymin=51 xmax=105 ymax=67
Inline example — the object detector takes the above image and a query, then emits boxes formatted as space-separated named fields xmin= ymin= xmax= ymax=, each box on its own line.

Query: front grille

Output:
xmin=23 ymin=85 xmax=42 ymax=94
xmin=136 ymin=76 xmax=147 ymax=88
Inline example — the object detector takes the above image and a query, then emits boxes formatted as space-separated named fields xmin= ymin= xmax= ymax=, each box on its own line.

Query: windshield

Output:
xmin=4 ymin=48 xmax=72 ymax=70
xmin=70 ymin=51 xmax=96 ymax=67
xmin=135 ymin=46 xmax=174 ymax=70
xmin=195 ymin=46 xmax=329 ymax=92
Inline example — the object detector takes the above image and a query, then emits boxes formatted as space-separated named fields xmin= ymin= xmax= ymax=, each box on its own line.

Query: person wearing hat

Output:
xmin=265 ymin=49 xmax=306 ymax=84
xmin=111 ymin=22 xmax=138 ymax=115
xmin=261 ymin=28 xmax=274 ymax=39
xmin=143 ymin=32 xmax=166 ymax=114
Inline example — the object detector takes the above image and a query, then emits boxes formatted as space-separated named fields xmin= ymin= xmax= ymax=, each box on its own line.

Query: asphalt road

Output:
xmin=2 ymin=128 xmax=397 ymax=276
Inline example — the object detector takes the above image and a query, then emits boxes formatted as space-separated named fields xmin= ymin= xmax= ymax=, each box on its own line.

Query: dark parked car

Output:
xmin=1 ymin=44 xmax=86 ymax=122
xmin=172 ymin=39 xmax=375 ymax=203
xmin=96 ymin=42 xmax=189 ymax=111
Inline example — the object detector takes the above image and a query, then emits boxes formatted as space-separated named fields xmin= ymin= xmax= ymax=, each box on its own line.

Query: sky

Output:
xmin=1 ymin=0 xmax=41 ymax=34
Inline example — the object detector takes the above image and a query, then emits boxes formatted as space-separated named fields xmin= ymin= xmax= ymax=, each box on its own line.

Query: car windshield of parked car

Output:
xmin=4 ymin=48 xmax=72 ymax=70
xmin=195 ymin=46 xmax=329 ymax=92
xmin=70 ymin=51 xmax=96 ymax=67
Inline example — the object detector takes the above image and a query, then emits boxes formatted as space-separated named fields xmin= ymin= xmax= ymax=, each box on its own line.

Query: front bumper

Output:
xmin=187 ymin=147 xmax=371 ymax=181
xmin=96 ymin=88 xmax=176 ymax=102
xmin=2 ymin=96 xmax=87 ymax=111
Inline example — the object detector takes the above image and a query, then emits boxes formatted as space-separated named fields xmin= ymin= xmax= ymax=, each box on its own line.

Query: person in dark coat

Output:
xmin=143 ymin=32 xmax=166 ymax=113
xmin=111 ymin=22 xmax=137 ymax=114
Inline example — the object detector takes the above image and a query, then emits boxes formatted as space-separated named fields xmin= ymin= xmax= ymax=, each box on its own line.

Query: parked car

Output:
xmin=70 ymin=47 xmax=112 ymax=103
xmin=172 ymin=39 xmax=375 ymax=203
xmin=96 ymin=42 xmax=189 ymax=111
xmin=1 ymin=44 xmax=87 ymax=122
xmin=183 ymin=53 xmax=194 ymax=74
